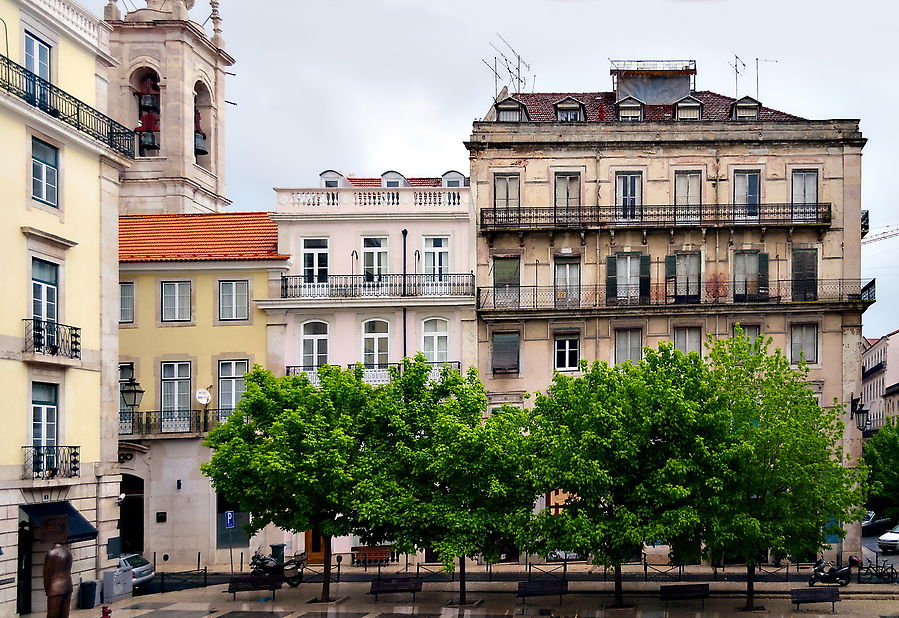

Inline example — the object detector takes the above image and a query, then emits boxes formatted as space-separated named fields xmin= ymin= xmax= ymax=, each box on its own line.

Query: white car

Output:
xmin=877 ymin=525 xmax=899 ymax=553
xmin=118 ymin=553 xmax=155 ymax=586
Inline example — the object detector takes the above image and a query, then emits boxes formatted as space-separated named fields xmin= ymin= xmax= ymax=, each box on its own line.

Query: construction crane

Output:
xmin=862 ymin=227 xmax=899 ymax=245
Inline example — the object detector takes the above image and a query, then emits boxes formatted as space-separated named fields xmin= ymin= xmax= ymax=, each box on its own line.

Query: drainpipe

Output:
xmin=402 ymin=229 xmax=408 ymax=357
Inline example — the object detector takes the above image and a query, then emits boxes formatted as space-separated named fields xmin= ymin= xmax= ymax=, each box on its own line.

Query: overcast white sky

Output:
xmin=85 ymin=0 xmax=899 ymax=337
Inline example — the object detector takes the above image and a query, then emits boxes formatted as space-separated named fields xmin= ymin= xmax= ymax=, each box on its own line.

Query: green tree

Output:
xmin=201 ymin=364 xmax=372 ymax=602
xmin=525 ymin=345 xmax=719 ymax=608
xmin=863 ymin=418 xmax=899 ymax=520
xmin=702 ymin=329 xmax=867 ymax=609
xmin=353 ymin=357 xmax=535 ymax=605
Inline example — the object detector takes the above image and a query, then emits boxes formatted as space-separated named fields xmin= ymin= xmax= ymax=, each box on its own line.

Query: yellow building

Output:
xmin=0 ymin=0 xmax=134 ymax=613
xmin=117 ymin=212 xmax=288 ymax=566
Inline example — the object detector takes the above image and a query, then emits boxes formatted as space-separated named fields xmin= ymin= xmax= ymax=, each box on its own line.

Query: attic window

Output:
xmin=497 ymin=102 xmax=524 ymax=122
xmin=618 ymin=102 xmax=642 ymax=121
xmin=735 ymin=104 xmax=759 ymax=120
xmin=677 ymin=103 xmax=700 ymax=121
xmin=556 ymin=105 xmax=583 ymax=122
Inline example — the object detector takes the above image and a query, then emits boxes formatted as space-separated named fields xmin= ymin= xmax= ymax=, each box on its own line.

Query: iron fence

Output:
xmin=478 ymin=279 xmax=875 ymax=311
xmin=22 ymin=445 xmax=80 ymax=479
xmin=22 ymin=318 xmax=81 ymax=359
xmin=287 ymin=362 xmax=462 ymax=386
xmin=280 ymin=273 xmax=474 ymax=298
xmin=1 ymin=54 xmax=135 ymax=157
xmin=118 ymin=409 xmax=232 ymax=436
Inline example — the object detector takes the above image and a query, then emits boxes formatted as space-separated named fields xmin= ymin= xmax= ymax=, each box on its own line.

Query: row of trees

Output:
xmin=201 ymin=330 xmax=867 ymax=609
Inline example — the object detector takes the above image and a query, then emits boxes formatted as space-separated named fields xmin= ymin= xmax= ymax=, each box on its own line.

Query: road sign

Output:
xmin=225 ymin=510 xmax=235 ymax=529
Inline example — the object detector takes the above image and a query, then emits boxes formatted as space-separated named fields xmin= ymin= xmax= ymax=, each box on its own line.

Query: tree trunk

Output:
xmin=742 ymin=562 xmax=757 ymax=610
xmin=613 ymin=564 xmax=624 ymax=608
xmin=458 ymin=555 xmax=467 ymax=606
xmin=320 ymin=534 xmax=332 ymax=602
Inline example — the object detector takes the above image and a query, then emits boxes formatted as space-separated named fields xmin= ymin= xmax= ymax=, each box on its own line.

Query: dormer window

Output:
xmin=617 ymin=98 xmax=643 ymax=121
xmin=733 ymin=97 xmax=761 ymax=120
xmin=676 ymin=99 xmax=701 ymax=121
xmin=324 ymin=180 xmax=339 ymax=188
xmin=496 ymin=100 xmax=526 ymax=122
xmin=554 ymin=98 xmax=584 ymax=122
xmin=385 ymin=180 xmax=401 ymax=188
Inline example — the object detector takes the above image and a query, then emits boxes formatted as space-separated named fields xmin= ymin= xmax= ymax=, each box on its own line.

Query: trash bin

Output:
xmin=270 ymin=543 xmax=286 ymax=564
xmin=77 ymin=580 xmax=100 ymax=609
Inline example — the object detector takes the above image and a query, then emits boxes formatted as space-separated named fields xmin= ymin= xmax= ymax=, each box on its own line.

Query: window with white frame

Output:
xmin=362 ymin=238 xmax=387 ymax=282
xmin=218 ymin=360 xmax=248 ymax=412
xmin=363 ymin=320 xmax=389 ymax=368
xmin=385 ymin=179 xmax=401 ymax=188
xmin=24 ymin=32 xmax=51 ymax=108
xmin=792 ymin=170 xmax=818 ymax=222
xmin=302 ymin=238 xmax=329 ymax=284
xmin=674 ymin=171 xmax=701 ymax=224
xmin=616 ymin=172 xmax=642 ymax=219
xmin=161 ymin=361 xmax=191 ymax=410
xmin=554 ymin=334 xmax=579 ymax=371
xmin=676 ymin=102 xmax=700 ymax=120
xmin=301 ymin=321 xmax=328 ymax=367
xmin=324 ymin=179 xmax=339 ymax=188
xmin=32 ymin=138 xmax=58 ymax=206
xmin=422 ymin=318 xmax=448 ymax=364
xmin=674 ymin=327 xmax=702 ymax=355
xmin=734 ymin=170 xmax=761 ymax=219
xmin=494 ymin=174 xmax=520 ymax=210
xmin=219 ymin=280 xmax=249 ymax=321
xmin=735 ymin=103 xmax=759 ymax=120
xmin=424 ymin=237 xmax=449 ymax=281
xmin=618 ymin=101 xmax=642 ymax=121
xmin=31 ymin=381 xmax=58 ymax=450
xmin=791 ymin=324 xmax=818 ymax=364
xmin=556 ymin=105 xmax=582 ymax=122
xmin=120 ymin=282 xmax=134 ymax=323
xmin=735 ymin=323 xmax=761 ymax=341
xmin=161 ymin=281 xmax=190 ymax=322
xmin=615 ymin=328 xmax=642 ymax=364
xmin=497 ymin=103 xmax=523 ymax=122
xmin=554 ymin=172 xmax=580 ymax=208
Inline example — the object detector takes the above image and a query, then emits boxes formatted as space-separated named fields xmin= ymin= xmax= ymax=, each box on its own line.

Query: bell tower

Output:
xmin=105 ymin=0 xmax=234 ymax=213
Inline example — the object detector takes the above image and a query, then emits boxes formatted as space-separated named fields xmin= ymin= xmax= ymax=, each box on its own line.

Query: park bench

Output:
xmin=659 ymin=583 xmax=709 ymax=610
xmin=516 ymin=579 xmax=568 ymax=606
xmin=226 ymin=574 xmax=282 ymax=601
xmin=791 ymin=586 xmax=840 ymax=612
xmin=368 ymin=576 xmax=424 ymax=602
xmin=352 ymin=545 xmax=393 ymax=567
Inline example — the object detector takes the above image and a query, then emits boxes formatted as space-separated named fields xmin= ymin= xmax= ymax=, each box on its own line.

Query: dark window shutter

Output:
xmin=665 ymin=254 xmax=676 ymax=279
xmin=639 ymin=254 xmax=651 ymax=299
xmin=758 ymin=253 xmax=769 ymax=295
xmin=492 ymin=332 xmax=520 ymax=373
xmin=606 ymin=255 xmax=617 ymax=300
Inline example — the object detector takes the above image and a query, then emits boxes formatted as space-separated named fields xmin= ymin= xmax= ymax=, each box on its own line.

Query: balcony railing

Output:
xmin=23 ymin=318 xmax=81 ymax=360
xmin=286 ymin=361 xmax=462 ymax=386
xmin=0 ymin=54 xmax=135 ymax=157
xmin=23 ymin=445 xmax=80 ymax=479
xmin=280 ymin=187 xmax=468 ymax=210
xmin=480 ymin=203 xmax=832 ymax=231
xmin=280 ymin=274 xmax=474 ymax=299
xmin=861 ymin=210 xmax=870 ymax=237
xmin=118 ymin=409 xmax=233 ymax=437
xmin=478 ymin=278 xmax=875 ymax=311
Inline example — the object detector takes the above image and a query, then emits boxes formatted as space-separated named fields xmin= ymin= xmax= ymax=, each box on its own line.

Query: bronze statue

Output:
xmin=43 ymin=542 xmax=73 ymax=618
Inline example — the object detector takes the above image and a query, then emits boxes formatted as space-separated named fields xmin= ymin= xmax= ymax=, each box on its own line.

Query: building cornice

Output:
xmin=119 ymin=259 xmax=289 ymax=273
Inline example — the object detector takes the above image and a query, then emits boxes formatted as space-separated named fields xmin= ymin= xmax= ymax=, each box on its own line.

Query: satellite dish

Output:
xmin=195 ymin=389 xmax=211 ymax=405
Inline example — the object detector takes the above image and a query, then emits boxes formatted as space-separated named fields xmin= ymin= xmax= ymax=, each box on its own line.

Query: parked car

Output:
xmin=118 ymin=553 xmax=154 ymax=586
xmin=862 ymin=511 xmax=893 ymax=536
xmin=877 ymin=525 xmax=899 ymax=553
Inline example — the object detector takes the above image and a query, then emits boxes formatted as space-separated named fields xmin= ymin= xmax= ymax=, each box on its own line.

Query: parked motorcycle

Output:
xmin=808 ymin=555 xmax=860 ymax=586
xmin=250 ymin=548 xmax=306 ymax=587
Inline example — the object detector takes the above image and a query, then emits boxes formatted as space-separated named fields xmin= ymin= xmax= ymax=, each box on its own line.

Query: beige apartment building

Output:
xmin=467 ymin=61 xmax=874 ymax=555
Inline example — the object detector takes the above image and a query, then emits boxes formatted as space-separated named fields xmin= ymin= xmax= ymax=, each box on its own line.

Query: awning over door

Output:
xmin=20 ymin=501 xmax=98 ymax=543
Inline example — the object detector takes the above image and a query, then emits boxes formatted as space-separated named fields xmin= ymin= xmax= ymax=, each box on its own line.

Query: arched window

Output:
xmin=301 ymin=321 xmax=328 ymax=368
xmin=363 ymin=320 xmax=389 ymax=368
xmin=132 ymin=68 xmax=161 ymax=157
xmin=422 ymin=318 xmax=448 ymax=364
xmin=193 ymin=81 xmax=212 ymax=168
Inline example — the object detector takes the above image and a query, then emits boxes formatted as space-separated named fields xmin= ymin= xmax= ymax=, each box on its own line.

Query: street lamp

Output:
xmin=854 ymin=405 xmax=869 ymax=432
xmin=120 ymin=378 xmax=144 ymax=411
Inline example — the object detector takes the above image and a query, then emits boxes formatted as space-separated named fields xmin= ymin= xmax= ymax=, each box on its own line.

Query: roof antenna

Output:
xmin=755 ymin=57 xmax=778 ymax=100
xmin=728 ymin=53 xmax=746 ymax=99
xmin=489 ymin=34 xmax=531 ymax=94
xmin=481 ymin=56 xmax=503 ymax=99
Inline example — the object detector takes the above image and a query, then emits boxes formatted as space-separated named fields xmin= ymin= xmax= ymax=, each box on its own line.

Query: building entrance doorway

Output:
xmin=119 ymin=474 xmax=144 ymax=554
xmin=304 ymin=530 xmax=327 ymax=564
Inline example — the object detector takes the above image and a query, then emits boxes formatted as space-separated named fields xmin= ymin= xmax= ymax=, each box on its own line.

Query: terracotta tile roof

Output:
xmin=120 ymin=212 xmax=289 ymax=262
xmin=345 ymin=176 xmax=446 ymax=187
xmin=511 ymin=90 xmax=804 ymax=122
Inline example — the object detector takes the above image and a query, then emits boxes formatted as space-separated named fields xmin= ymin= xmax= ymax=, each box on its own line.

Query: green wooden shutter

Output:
xmin=606 ymin=255 xmax=617 ymax=300
xmin=640 ymin=254 xmax=651 ymax=300
xmin=758 ymin=253 xmax=769 ymax=296
xmin=665 ymin=255 xmax=676 ymax=279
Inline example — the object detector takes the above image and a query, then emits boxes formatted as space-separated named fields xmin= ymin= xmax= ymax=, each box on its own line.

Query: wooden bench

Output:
xmin=368 ymin=577 xmax=424 ymax=602
xmin=352 ymin=545 xmax=393 ymax=567
xmin=791 ymin=587 xmax=840 ymax=612
xmin=516 ymin=579 xmax=568 ymax=605
xmin=226 ymin=574 xmax=283 ymax=601
xmin=659 ymin=583 xmax=709 ymax=610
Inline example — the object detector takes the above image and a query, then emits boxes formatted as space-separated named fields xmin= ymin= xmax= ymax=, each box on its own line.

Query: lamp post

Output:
xmin=120 ymin=378 xmax=144 ymax=411
xmin=854 ymin=405 xmax=869 ymax=432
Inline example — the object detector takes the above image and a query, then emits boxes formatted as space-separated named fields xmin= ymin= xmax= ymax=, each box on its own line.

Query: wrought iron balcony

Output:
xmin=280 ymin=274 xmax=474 ymax=299
xmin=478 ymin=278 xmax=875 ymax=311
xmin=23 ymin=445 xmax=80 ymax=479
xmin=1 ymin=54 xmax=135 ymax=157
xmin=118 ymin=409 xmax=232 ymax=437
xmin=23 ymin=318 xmax=81 ymax=359
xmin=480 ymin=203 xmax=832 ymax=231
xmin=286 ymin=361 xmax=462 ymax=386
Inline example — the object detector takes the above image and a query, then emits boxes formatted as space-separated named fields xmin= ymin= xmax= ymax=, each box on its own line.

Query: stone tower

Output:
xmin=105 ymin=0 xmax=234 ymax=213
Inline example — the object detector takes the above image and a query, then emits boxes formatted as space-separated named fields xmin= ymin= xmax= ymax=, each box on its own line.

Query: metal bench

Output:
xmin=226 ymin=574 xmax=283 ymax=601
xmin=368 ymin=577 xmax=424 ymax=602
xmin=659 ymin=583 xmax=709 ymax=610
xmin=516 ymin=579 xmax=568 ymax=606
xmin=791 ymin=586 xmax=840 ymax=612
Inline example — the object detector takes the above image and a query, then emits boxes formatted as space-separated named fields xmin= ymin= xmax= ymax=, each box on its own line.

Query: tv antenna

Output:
xmin=483 ymin=34 xmax=531 ymax=95
xmin=481 ymin=57 xmax=504 ymax=99
xmin=728 ymin=53 xmax=746 ymax=99
xmin=755 ymin=57 xmax=778 ymax=99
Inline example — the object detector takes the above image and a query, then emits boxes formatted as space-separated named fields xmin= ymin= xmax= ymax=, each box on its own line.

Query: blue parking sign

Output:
xmin=225 ymin=510 xmax=235 ymax=529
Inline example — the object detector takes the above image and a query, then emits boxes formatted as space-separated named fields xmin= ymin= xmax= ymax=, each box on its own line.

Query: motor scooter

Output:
xmin=250 ymin=548 xmax=307 ymax=587
xmin=808 ymin=555 xmax=860 ymax=586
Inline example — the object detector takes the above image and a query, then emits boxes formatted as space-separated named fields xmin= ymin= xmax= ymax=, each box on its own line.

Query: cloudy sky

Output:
xmin=85 ymin=0 xmax=899 ymax=337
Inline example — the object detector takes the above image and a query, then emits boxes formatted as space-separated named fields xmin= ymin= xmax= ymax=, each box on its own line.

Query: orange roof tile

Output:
xmin=119 ymin=212 xmax=289 ymax=262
